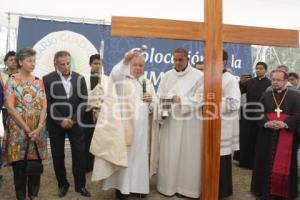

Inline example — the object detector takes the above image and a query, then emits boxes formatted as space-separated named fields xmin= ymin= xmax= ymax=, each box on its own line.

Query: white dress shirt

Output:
xmin=57 ymin=70 xmax=72 ymax=98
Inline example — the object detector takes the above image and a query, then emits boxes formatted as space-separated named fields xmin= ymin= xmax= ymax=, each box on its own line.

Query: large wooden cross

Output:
xmin=110 ymin=1 xmax=299 ymax=199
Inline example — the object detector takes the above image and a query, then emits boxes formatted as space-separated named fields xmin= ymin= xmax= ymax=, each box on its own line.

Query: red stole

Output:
xmin=266 ymin=113 xmax=293 ymax=198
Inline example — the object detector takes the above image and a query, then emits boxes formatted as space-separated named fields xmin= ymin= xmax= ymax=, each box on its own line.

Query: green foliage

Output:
xmin=252 ymin=46 xmax=300 ymax=73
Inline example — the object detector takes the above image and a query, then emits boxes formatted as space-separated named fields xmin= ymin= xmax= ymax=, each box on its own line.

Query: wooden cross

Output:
xmin=110 ymin=1 xmax=299 ymax=199
xmin=275 ymin=107 xmax=283 ymax=118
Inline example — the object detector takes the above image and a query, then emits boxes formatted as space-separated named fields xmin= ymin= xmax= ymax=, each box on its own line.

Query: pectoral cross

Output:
xmin=275 ymin=107 xmax=283 ymax=118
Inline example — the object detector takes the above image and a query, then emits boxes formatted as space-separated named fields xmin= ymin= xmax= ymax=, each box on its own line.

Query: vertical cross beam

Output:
xmin=201 ymin=0 xmax=223 ymax=199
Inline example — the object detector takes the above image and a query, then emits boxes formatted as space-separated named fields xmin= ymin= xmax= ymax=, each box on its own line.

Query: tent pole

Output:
xmin=4 ymin=12 xmax=109 ymax=25
xmin=5 ymin=12 xmax=11 ymax=53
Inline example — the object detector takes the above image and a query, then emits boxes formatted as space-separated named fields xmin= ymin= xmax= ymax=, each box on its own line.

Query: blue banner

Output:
xmin=17 ymin=17 xmax=102 ymax=51
xmin=103 ymin=34 xmax=253 ymax=87
xmin=17 ymin=18 xmax=253 ymax=89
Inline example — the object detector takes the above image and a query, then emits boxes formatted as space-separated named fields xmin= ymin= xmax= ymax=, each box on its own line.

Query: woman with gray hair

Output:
xmin=2 ymin=47 xmax=47 ymax=200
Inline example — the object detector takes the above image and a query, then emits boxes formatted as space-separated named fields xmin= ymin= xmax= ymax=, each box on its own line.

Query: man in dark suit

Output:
xmin=43 ymin=51 xmax=91 ymax=198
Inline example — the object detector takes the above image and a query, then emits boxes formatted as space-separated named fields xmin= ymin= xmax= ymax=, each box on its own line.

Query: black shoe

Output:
xmin=176 ymin=193 xmax=185 ymax=198
xmin=75 ymin=187 xmax=91 ymax=197
xmin=58 ymin=184 xmax=70 ymax=197
xmin=115 ymin=190 xmax=129 ymax=200
xmin=132 ymin=193 xmax=147 ymax=198
xmin=176 ymin=193 xmax=196 ymax=199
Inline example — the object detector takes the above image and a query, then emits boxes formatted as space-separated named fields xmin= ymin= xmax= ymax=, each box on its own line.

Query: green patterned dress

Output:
xmin=2 ymin=76 xmax=48 ymax=163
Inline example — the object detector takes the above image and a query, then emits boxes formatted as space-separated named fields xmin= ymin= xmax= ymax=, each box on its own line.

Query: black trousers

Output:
xmin=219 ymin=155 xmax=233 ymax=198
xmin=49 ymin=123 xmax=86 ymax=189
xmin=83 ymin=111 xmax=95 ymax=172
xmin=85 ymin=127 xmax=95 ymax=172
xmin=2 ymin=108 xmax=8 ymax=127
xmin=12 ymin=161 xmax=41 ymax=200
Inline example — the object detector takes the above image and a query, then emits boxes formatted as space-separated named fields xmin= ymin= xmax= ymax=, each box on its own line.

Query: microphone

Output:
xmin=132 ymin=45 xmax=148 ymax=54
xmin=142 ymin=79 xmax=147 ymax=95
xmin=139 ymin=45 xmax=148 ymax=52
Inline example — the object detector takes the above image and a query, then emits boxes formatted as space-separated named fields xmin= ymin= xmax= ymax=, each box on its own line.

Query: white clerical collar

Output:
xmin=173 ymin=64 xmax=192 ymax=77
xmin=57 ymin=70 xmax=72 ymax=81
xmin=274 ymin=86 xmax=288 ymax=94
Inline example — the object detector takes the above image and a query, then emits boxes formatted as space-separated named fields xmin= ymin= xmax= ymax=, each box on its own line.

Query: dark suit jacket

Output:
xmin=43 ymin=71 xmax=88 ymax=128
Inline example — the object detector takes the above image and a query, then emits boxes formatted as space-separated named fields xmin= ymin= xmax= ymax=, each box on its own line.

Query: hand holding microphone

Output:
xmin=143 ymin=93 xmax=152 ymax=102
xmin=142 ymin=79 xmax=152 ymax=102
xmin=142 ymin=79 xmax=147 ymax=95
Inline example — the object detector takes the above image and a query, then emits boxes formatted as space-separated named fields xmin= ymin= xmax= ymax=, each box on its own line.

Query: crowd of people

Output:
xmin=0 ymin=47 xmax=299 ymax=200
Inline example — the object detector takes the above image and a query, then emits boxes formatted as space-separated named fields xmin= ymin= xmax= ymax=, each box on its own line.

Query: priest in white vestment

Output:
xmin=90 ymin=51 xmax=157 ymax=198
xmin=156 ymin=48 xmax=204 ymax=198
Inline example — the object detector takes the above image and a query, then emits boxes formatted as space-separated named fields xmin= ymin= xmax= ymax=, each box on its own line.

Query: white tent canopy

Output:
xmin=1 ymin=0 xmax=300 ymax=30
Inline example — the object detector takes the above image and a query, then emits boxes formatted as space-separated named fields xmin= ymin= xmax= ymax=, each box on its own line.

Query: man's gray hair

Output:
xmin=15 ymin=48 xmax=36 ymax=69
xmin=54 ymin=51 xmax=71 ymax=65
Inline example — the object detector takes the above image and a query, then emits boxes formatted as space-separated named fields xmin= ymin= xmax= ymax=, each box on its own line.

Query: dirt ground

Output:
xmin=0 ymin=145 xmax=295 ymax=200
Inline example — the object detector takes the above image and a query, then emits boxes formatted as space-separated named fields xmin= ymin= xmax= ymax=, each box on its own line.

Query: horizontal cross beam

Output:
xmin=111 ymin=16 xmax=299 ymax=48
